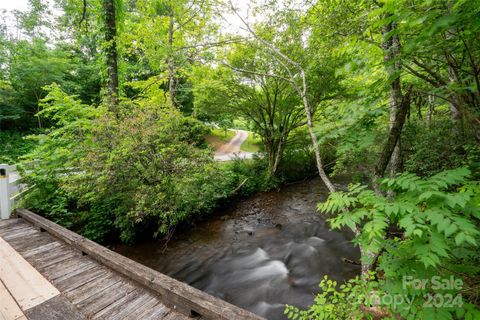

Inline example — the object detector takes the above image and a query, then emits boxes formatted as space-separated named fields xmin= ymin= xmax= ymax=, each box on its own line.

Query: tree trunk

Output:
xmin=229 ymin=3 xmax=372 ymax=276
xmin=167 ymin=4 xmax=177 ymax=106
xmin=34 ymin=92 xmax=43 ymax=128
xmin=300 ymin=90 xmax=382 ymax=278
xmin=271 ymin=138 xmax=284 ymax=177
xmin=450 ymin=101 xmax=463 ymax=130
xmin=375 ymin=87 xmax=413 ymax=179
xmin=103 ymin=0 xmax=119 ymax=110
xmin=300 ymin=90 xmax=336 ymax=193
xmin=382 ymin=22 xmax=403 ymax=177
xmin=267 ymin=145 xmax=276 ymax=176
xmin=447 ymin=61 xmax=465 ymax=134
xmin=426 ymin=94 xmax=434 ymax=126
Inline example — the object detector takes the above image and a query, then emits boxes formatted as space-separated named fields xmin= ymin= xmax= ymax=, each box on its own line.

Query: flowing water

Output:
xmin=115 ymin=178 xmax=360 ymax=319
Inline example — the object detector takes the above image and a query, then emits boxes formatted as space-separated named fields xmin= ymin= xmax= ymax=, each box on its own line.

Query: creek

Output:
xmin=115 ymin=177 xmax=360 ymax=319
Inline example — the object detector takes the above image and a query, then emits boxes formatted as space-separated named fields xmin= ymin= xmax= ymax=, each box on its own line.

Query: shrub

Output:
xmin=0 ymin=130 xmax=36 ymax=163
xmin=403 ymin=120 xmax=480 ymax=177
xmin=285 ymin=274 xmax=379 ymax=320
xmin=220 ymin=157 xmax=271 ymax=196
xmin=278 ymin=147 xmax=317 ymax=182
xmin=176 ymin=116 xmax=210 ymax=147
xmin=19 ymin=83 xmax=303 ymax=245
xmin=20 ymin=85 xmax=262 ymax=243
xmin=290 ymin=168 xmax=480 ymax=320
xmin=19 ymin=84 xmax=105 ymax=239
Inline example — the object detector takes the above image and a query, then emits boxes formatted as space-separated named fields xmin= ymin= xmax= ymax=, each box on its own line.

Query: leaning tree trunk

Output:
xmin=103 ymin=0 xmax=119 ymax=110
xmin=302 ymin=84 xmax=374 ymax=276
xmin=303 ymin=99 xmax=336 ymax=193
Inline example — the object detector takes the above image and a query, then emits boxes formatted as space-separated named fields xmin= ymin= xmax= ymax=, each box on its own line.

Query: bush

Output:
xmin=285 ymin=274 xmax=380 ymax=320
xmin=220 ymin=157 xmax=271 ymax=196
xmin=278 ymin=148 xmax=317 ymax=182
xmin=403 ymin=120 xmax=480 ymax=177
xmin=277 ymin=127 xmax=335 ymax=182
xmin=19 ymin=84 xmax=105 ymax=239
xmin=176 ymin=116 xmax=210 ymax=147
xmin=0 ymin=130 xmax=35 ymax=163
xmin=20 ymin=85 xmax=267 ymax=244
xmin=304 ymin=168 xmax=480 ymax=320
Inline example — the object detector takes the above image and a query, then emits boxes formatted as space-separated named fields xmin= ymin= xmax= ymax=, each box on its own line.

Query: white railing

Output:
xmin=0 ymin=164 xmax=30 ymax=219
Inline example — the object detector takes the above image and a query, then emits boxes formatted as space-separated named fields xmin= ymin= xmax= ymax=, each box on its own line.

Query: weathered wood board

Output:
xmin=25 ymin=295 xmax=85 ymax=320
xmin=0 ymin=236 xmax=60 ymax=311
xmin=0 ymin=279 xmax=27 ymax=320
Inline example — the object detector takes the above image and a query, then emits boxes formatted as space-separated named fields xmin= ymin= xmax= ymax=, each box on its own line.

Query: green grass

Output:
xmin=241 ymin=132 xmax=262 ymax=152
xmin=209 ymin=128 xmax=236 ymax=142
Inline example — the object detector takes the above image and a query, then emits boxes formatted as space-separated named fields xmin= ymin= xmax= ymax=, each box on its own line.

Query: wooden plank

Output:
xmin=25 ymin=241 xmax=70 ymax=261
xmin=2 ymin=223 xmax=38 ymax=239
xmin=164 ymin=311 xmax=191 ymax=320
xmin=17 ymin=209 xmax=265 ymax=320
xmin=33 ymin=249 xmax=78 ymax=271
xmin=8 ymin=233 xmax=56 ymax=253
xmin=0 ymin=218 xmax=22 ymax=227
xmin=25 ymin=295 xmax=85 ymax=320
xmin=0 ymin=218 xmax=22 ymax=231
xmin=105 ymin=291 xmax=157 ymax=320
xmin=76 ymin=280 xmax=136 ymax=316
xmin=54 ymin=265 xmax=107 ymax=292
xmin=0 ymin=314 xmax=27 ymax=320
xmin=0 ymin=223 xmax=33 ymax=237
xmin=51 ymin=260 xmax=97 ymax=283
xmin=42 ymin=256 xmax=94 ymax=280
xmin=1 ymin=227 xmax=38 ymax=241
xmin=67 ymin=273 xmax=122 ymax=305
xmin=0 ymin=279 xmax=25 ymax=320
xmin=0 ymin=236 xmax=60 ymax=311
xmin=92 ymin=288 xmax=141 ymax=319
xmin=118 ymin=294 xmax=161 ymax=320
xmin=137 ymin=302 xmax=171 ymax=320
xmin=21 ymin=241 xmax=62 ymax=259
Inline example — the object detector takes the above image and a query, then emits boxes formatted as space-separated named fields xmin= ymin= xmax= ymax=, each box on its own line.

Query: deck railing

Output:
xmin=0 ymin=164 xmax=30 ymax=219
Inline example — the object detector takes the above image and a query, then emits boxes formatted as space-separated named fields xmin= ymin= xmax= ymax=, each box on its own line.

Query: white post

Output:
xmin=0 ymin=164 xmax=11 ymax=219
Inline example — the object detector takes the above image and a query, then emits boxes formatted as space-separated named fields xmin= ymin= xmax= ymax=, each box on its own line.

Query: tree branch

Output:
xmin=222 ymin=60 xmax=295 ymax=84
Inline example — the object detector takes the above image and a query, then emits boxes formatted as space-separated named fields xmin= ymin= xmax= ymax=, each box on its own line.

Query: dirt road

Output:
xmin=214 ymin=130 xmax=254 ymax=161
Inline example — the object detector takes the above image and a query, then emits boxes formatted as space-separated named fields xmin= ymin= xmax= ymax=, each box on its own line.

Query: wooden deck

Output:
xmin=0 ymin=209 xmax=264 ymax=320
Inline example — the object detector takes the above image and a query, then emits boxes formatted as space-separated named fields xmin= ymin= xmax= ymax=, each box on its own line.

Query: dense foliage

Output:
xmin=19 ymin=85 xmax=271 ymax=243
xmin=1 ymin=0 xmax=479 ymax=318
xmin=288 ymin=169 xmax=480 ymax=319
xmin=0 ymin=131 xmax=35 ymax=163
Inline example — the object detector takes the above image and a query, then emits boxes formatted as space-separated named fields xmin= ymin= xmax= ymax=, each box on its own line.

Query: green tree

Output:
xmin=120 ymin=0 xmax=217 ymax=111
xmin=8 ymin=39 xmax=72 ymax=128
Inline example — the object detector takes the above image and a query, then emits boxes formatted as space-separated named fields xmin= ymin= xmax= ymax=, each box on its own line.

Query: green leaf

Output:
xmin=455 ymin=232 xmax=466 ymax=246
xmin=445 ymin=223 xmax=458 ymax=237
